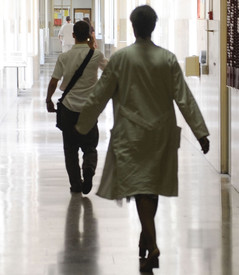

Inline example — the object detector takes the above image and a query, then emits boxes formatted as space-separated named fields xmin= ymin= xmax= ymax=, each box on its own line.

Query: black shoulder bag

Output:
xmin=56 ymin=49 xmax=94 ymax=130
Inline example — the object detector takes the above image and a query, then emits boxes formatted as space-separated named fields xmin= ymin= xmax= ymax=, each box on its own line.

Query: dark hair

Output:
xmin=130 ymin=5 xmax=158 ymax=39
xmin=73 ymin=21 xmax=90 ymax=42
xmin=83 ymin=17 xmax=94 ymax=34
xmin=83 ymin=17 xmax=91 ymax=25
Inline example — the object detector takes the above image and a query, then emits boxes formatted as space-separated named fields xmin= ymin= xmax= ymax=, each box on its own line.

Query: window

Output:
xmin=104 ymin=0 xmax=116 ymax=44
xmin=95 ymin=0 xmax=102 ymax=39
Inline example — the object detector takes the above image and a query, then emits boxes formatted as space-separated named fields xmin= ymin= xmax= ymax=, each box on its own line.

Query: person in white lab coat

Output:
xmin=58 ymin=16 xmax=74 ymax=52
xmin=75 ymin=5 xmax=210 ymax=272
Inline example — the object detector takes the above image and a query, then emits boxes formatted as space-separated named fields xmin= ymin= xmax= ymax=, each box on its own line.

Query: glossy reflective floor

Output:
xmin=0 ymin=61 xmax=239 ymax=275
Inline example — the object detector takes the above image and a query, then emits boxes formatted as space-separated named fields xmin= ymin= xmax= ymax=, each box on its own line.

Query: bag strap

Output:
xmin=59 ymin=48 xmax=94 ymax=102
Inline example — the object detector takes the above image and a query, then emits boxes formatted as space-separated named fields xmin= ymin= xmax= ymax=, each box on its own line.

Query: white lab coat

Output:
xmin=76 ymin=38 xmax=209 ymax=200
xmin=58 ymin=22 xmax=74 ymax=52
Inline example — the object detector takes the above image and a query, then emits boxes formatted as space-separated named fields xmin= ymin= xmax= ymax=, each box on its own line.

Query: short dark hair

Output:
xmin=130 ymin=5 xmax=158 ymax=39
xmin=73 ymin=21 xmax=90 ymax=42
xmin=83 ymin=17 xmax=94 ymax=33
xmin=83 ymin=17 xmax=91 ymax=25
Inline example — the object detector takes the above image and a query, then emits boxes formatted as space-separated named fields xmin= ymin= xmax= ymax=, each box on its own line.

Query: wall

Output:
xmin=226 ymin=1 xmax=239 ymax=191
xmin=179 ymin=18 xmax=221 ymax=172
xmin=230 ymin=88 xmax=239 ymax=191
xmin=72 ymin=0 xmax=92 ymax=8
xmin=150 ymin=0 xmax=222 ymax=172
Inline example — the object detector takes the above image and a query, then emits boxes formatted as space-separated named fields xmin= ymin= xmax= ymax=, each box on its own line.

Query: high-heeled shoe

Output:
xmin=140 ymin=248 xmax=160 ymax=272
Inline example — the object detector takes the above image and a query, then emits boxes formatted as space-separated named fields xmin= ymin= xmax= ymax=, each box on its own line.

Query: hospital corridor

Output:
xmin=0 ymin=0 xmax=239 ymax=275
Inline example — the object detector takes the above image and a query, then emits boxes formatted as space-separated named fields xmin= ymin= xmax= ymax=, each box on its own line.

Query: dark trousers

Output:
xmin=61 ymin=104 xmax=99 ymax=190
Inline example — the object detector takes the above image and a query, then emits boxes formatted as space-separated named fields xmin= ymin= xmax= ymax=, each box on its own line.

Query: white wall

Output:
xmin=72 ymin=0 xmax=92 ymax=8
xmin=181 ymin=19 xmax=221 ymax=172
xmin=230 ymin=88 xmax=239 ymax=192
xmin=149 ymin=0 xmax=222 ymax=172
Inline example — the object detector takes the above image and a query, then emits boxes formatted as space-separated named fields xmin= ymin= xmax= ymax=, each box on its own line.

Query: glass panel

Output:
xmin=0 ymin=0 xmax=39 ymax=89
xmin=95 ymin=0 xmax=102 ymax=39
xmin=104 ymin=0 xmax=115 ymax=44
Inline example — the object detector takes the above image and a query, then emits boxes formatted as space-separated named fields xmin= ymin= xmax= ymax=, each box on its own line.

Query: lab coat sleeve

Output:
xmin=75 ymin=59 xmax=117 ymax=134
xmin=171 ymin=55 xmax=209 ymax=139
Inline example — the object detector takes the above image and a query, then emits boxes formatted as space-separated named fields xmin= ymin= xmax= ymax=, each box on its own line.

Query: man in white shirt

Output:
xmin=58 ymin=16 xmax=74 ymax=52
xmin=46 ymin=21 xmax=108 ymax=194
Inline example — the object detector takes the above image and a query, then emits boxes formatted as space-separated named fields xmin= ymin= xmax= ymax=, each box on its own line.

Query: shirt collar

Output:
xmin=72 ymin=44 xmax=90 ymax=49
xmin=135 ymin=38 xmax=154 ymax=46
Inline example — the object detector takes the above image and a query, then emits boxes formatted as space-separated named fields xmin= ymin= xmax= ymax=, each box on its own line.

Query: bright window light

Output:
xmin=104 ymin=0 xmax=115 ymax=44
xmin=95 ymin=0 xmax=102 ymax=39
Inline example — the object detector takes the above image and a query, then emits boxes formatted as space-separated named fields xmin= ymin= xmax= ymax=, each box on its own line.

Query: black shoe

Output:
xmin=82 ymin=179 xmax=92 ymax=194
xmin=82 ymin=168 xmax=94 ymax=195
xmin=70 ymin=187 xmax=82 ymax=193
xmin=70 ymin=181 xmax=82 ymax=193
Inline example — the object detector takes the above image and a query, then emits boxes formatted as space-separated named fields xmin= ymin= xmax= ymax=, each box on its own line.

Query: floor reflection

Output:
xmin=58 ymin=195 xmax=99 ymax=275
xmin=221 ymin=177 xmax=232 ymax=275
xmin=1 ymin=57 xmax=239 ymax=275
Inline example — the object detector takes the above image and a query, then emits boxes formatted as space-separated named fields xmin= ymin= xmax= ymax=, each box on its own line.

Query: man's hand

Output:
xmin=46 ymin=99 xmax=56 ymax=112
xmin=198 ymin=136 xmax=210 ymax=154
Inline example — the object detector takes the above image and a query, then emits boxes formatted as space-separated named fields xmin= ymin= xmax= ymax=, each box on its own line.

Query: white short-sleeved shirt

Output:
xmin=58 ymin=23 xmax=74 ymax=46
xmin=52 ymin=44 xmax=108 ymax=112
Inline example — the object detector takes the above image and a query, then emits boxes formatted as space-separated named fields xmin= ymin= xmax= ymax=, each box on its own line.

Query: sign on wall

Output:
xmin=74 ymin=8 xmax=91 ymax=23
xmin=197 ymin=0 xmax=206 ymax=19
